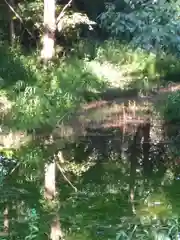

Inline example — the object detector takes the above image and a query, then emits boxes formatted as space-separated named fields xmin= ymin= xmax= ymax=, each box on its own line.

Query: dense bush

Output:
xmin=99 ymin=1 xmax=180 ymax=55
xmin=164 ymin=91 xmax=180 ymax=122
xmin=0 ymin=47 xmax=106 ymax=132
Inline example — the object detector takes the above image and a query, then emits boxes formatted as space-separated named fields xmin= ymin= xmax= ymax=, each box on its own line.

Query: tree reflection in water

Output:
xmin=1 ymin=121 xmax=180 ymax=239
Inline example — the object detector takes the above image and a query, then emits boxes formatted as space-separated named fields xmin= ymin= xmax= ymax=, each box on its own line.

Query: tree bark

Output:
xmin=44 ymin=161 xmax=63 ymax=240
xmin=41 ymin=0 xmax=56 ymax=62
xmin=8 ymin=0 xmax=15 ymax=45
xmin=3 ymin=205 xmax=9 ymax=235
xmin=142 ymin=121 xmax=151 ymax=177
xmin=44 ymin=162 xmax=56 ymax=200
xmin=129 ymin=125 xmax=143 ymax=214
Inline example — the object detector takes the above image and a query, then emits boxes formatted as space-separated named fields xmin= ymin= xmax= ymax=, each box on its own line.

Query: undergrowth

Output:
xmin=0 ymin=45 xmax=107 ymax=132
xmin=95 ymin=40 xmax=180 ymax=83
xmin=1 ymin=40 xmax=180 ymax=239
xmin=164 ymin=91 xmax=180 ymax=123
xmin=1 ymin=40 xmax=180 ymax=132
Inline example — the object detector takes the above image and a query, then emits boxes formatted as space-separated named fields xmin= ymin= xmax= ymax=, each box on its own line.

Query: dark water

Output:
xmin=60 ymin=122 xmax=180 ymax=240
xmin=1 ymin=122 xmax=180 ymax=239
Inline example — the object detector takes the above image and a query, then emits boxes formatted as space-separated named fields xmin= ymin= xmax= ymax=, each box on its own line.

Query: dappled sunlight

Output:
xmin=0 ymin=93 xmax=12 ymax=119
xmin=85 ymin=60 xmax=128 ymax=88
xmin=55 ymin=80 xmax=180 ymax=144
xmin=58 ymin=97 xmax=152 ymax=138
xmin=0 ymin=126 xmax=32 ymax=149
xmin=1 ymin=11 xmax=180 ymax=239
xmin=137 ymin=192 xmax=173 ymax=221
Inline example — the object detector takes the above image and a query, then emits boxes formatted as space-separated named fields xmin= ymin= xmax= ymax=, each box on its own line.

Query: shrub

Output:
xmin=164 ymin=91 xmax=180 ymax=123
xmin=0 ymin=46 xmax=106 ymax=131
xmin=98 ymin=1 xmax=180 ymax=55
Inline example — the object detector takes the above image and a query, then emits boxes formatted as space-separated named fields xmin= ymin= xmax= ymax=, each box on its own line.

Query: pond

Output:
xmin=59 ymin=119 xmax=180 ymax=240
xmin=1 ymin=108 xmax=180 ymax=240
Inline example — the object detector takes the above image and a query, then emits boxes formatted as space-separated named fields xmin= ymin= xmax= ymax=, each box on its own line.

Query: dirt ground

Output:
xmin=53 ymin=83 xmax=180 ymax=139
xmin=1 ymin=83 xmax=180 ymax=149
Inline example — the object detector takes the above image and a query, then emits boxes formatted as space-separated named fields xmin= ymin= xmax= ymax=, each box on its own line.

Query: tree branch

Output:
xmin=56 ymin=0 xmax=73 ymax=24
xmin=4 ymin=0 xmax=23 ymax=22
xmin=4 ymin=0 xmax=36 ymax=40
xmin=9 ymin=162 xmax=20 ymax=175
xmin=56 ymin=161 xmax=77 ymax=192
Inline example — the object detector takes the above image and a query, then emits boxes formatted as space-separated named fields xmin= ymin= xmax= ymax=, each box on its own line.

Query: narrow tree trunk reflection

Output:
xmin=129 ymin=125 xmax=143 ymax=214
xmin=142 ymin=121 xmax=151 ymax=178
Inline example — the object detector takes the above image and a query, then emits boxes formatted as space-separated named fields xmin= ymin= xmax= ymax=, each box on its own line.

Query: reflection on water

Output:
xmin=1 ymin=121 xmax=180 ymax=239
xmin=61 ymin=121 xmax=180 ymax=240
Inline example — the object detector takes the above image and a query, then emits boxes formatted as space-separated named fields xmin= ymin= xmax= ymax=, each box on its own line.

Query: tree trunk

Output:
xmin=142 ymin=121 xmax=151 ymax=178
xmin=41 ymin=0 xmax=56 ymax=62
xmin=44 ymin=161 xmax=63 ymax=240
xmin=129 ymin=125 xmax=143 ymax=214
xmin=0 ymin=204 xmax=9 ymax=237
xmin=44 ymin=162 xmax=56 ymax=200
xmin=3 ymin=205 xmax=9 ymax=235
xmin=9 ymin=0 xmax=15 ymax=45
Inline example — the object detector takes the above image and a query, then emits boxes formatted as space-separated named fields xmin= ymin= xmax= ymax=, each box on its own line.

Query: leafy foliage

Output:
xmin=164 ymin=91 xmax=180 ymax=122
xmin=99 ymin=1 xmax=180 ymax=54
xmin=2 ymin=0 xmax=180 ymax=239
xmin=57 ymin=12 xmax=96 ymax=43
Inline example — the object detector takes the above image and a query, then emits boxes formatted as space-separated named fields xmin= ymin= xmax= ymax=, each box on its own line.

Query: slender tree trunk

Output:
xmin=8 ymin=0 xmax=15 ymax=45
xmin=142 ymin=121 xmax=151 ymax=178
xmin=3 ymin=205 xmax=9 ymax=235
xmin=41 ymin=0 xmax=56 ymax=62
xmin=129 ymin=125 xmax=143 ymax=214
xmin=0 ymin=205 xmax=9 ymax=237
xmin=44 ymin=162 xmax=56 ymax=200
xmin=44 ymin=161 xmax=63 ymax=240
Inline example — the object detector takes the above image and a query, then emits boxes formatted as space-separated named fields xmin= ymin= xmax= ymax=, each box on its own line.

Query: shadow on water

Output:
xmin=58 ymin=119 xmax=180 ymax=240
xmin=1 ymin=114 xmax=180 ymax=239
xmin=1 ymin=100 xmax=180 ymax=239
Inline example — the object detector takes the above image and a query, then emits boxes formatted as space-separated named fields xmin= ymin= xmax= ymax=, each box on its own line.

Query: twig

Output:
xmin=56 ymin=162 xmax=77 ymax=192
xmin=4 ymin=0 xmax=23 ymax=22
xmin=56 ymin=0 xmax=73 ymax=24
xmin=4 ymin=0 xmax=36 ymax=40
xmin=9 ymin=162 xmax=20 ymax=175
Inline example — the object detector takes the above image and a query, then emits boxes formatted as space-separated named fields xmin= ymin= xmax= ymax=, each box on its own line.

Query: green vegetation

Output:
xmin=99 ymin=0 xmax=180 ymax=55
xmin=1 ymin=0 xmax=180 ymax=239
